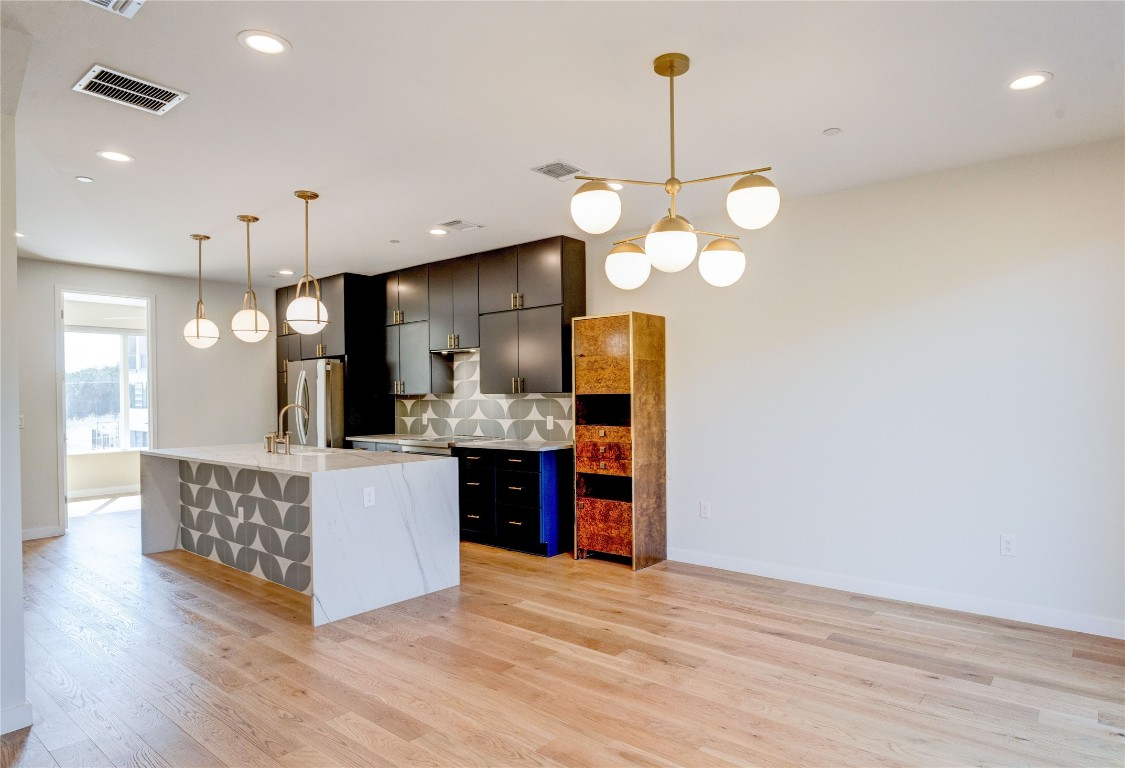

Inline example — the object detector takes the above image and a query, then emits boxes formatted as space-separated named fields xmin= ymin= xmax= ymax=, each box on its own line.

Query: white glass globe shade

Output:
xmin=604 ymin=243 xmax=650 ymax=290
xmin=698 ymin=238 xmax=746 ymax=287
xmin=726 ymin=174 xmax=780 ymax=230
xmin=570 ymin=181 xmax=621 ymax=235
xmin=183 ymin=317 xmax=219 ymax=348
xmin=286 ymin=295 xmax=329 ymax=334
xmin=231 ymin=309 xmax=270 ymax=342
xmin=645 ymin=215 xmax=697 ymax=273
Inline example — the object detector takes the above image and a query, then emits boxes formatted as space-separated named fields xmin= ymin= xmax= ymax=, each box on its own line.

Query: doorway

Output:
xmin=59 ymin=291 xmax=153 ymax=530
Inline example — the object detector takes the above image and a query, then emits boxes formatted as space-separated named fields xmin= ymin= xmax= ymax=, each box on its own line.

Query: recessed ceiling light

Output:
xmin=608 ymin=183 xmax=624 ymax=191
xmin=1009 ymin=72 xmax=1053 ymax=91
xmin=429 ymin=229 xmax=447 ymax=236
xmin=822 ymin=127 xmax=842 ymax=136
xmin=96 ymin=150 xmax=133 ymax=162
xmin=390 ymin=239 xmax=400 ymax=244
xmin=75 ymin=176 xmax=94 ymax=183
xmin=238 ymin=30 xmax=291 ymax=55
xmin=278 ymin=269 xmax=295 ymax=276
xmin=15 ymin=232 xmax=25 ymax=238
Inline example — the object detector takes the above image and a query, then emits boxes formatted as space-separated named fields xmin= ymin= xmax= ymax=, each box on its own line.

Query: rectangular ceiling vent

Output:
xmin=530 ymin=160 xmax=585 ymax=181
xmin=82 ymin=0 xmax=145 ymax=19
xmin=72 ymin=65 xmax=187 ymax=115
xmin=437 ymin=219 xmax=484 ymax=232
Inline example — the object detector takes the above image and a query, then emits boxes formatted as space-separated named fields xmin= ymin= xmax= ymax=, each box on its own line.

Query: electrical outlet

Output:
xmin=421 ymin=413 xmax=428 ymax=425
xmin=1000 ymin=534 xmax=1016 ymax=557
xmin=699 ymin=501 xmax=712 ymax=519
xmin=546 ymin=415 xmax=554 ymax=430
xmin=363 ymin=487 xmax=376 ymax=507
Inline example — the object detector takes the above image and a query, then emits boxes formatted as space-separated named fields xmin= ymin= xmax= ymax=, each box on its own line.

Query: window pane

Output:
xmin=127 ymin=334 xmax=149 ymax=449
xmin=65 ymin=332 xmax=122 ymax=453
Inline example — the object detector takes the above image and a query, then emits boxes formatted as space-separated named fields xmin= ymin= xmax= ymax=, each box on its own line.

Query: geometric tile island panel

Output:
xmin=177 ymin=460 xmax=312 ymax=594
xmin=395 ymin=350 xmax=573 ymax=441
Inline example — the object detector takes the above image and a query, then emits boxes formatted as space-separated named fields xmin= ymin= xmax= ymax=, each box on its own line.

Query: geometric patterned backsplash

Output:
xmin=177 ymin=461 xmax=312 ymax=594
xmin=395 ymin=350 xmax=573 ymax=441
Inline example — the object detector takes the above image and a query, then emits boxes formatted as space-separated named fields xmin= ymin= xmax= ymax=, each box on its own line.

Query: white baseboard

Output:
xmin=22 ymin=526 xmax=63 ymax=541
xmin=1 ymin=701 xmax=32 ymax=734
xmin=67 ymin=485 xmax=140 ymax=500
xmin=668 ymin=546 xmax=1125 ymax=640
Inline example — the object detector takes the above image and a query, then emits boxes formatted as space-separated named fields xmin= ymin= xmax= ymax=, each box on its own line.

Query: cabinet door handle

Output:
xmin=466 ymin=482 xmax=480 ymax=486
xmin=599 ymin=446 xmax=606 ymax=454
xmin=599 ymin=429 xmax=606 ymax=437
xmin=508 ymin=486 xmax=522 ymax=491
xmin=517 ymin=293 xmax=524 ymax=309
xmin=453 ymin=334 xmax=459 ymax=348
xmin=466 ymin=514 xmax=480 ymax=519
xmin=599 ymin=462 xmax=607 ymax=469
xmin=511 ymin=377 xmax=517 ymax=394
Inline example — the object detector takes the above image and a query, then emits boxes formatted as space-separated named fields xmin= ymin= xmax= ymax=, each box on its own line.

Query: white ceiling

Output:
xmin=5 ymin=1 xmax=1123 ymax=285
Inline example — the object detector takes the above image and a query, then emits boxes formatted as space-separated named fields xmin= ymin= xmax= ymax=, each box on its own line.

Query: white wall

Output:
xmin=584 ymin=139 xmax=1125 ymax=638
xmin=18 ymin=259 xmax=276 ymax=536
xmin=67 ymin=451 xmax=139 ymax=498
xmin=1 ymin=25 xmax=33 ymax=735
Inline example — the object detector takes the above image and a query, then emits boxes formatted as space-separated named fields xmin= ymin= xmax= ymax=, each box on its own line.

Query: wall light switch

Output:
xmin=363 ymin=487 xmax=376 ymax=507
xmin=699 ymin=501 xmax=712 ymax=519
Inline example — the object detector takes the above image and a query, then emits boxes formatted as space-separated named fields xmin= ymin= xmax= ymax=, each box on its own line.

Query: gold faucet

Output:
xmin=265 ymin=403 xmax=308 ymax=455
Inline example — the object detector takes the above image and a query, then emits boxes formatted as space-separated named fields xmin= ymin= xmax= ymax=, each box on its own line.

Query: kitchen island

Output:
xmin=140 ymin=444 xmax=458 ymax=626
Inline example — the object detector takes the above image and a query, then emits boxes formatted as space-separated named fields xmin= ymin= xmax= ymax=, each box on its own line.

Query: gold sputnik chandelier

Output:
xmin=570 ymin=53 xmax=781 ymax=289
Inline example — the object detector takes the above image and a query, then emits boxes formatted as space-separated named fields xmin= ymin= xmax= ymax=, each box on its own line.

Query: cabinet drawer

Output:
xmin=456 ymin=451 xmax=492 ymax=470
xmin=496 ymin=471 xmax=539 ymax=508
xmin=575 ymin=441 xmax=632 ymax=461
xmin=576 ymin=498 xmax=633 ymax=557
xmin=575 ymin=425 xmax=631 ymax=443
xmin=496 ymin=505 xmax=543 ymax=545
xmin=576 ymin=457 xmax=631 ymax=476
xmin=493 ymin=451 xmax=541 ymax=472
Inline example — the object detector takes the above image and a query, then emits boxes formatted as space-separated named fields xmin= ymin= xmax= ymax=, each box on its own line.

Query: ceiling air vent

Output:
xmin=72 ymin=65 xmax=187 ymax=115
xmin=530 ymin=160 xmax=585 ymax=181
xmin=437 ymin=219 xmax=484 ymax=232
xmin=82 ymin=0 xmax=145 ymax=19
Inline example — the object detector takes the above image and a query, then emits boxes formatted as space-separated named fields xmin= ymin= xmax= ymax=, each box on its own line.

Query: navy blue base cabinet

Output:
xmin=452 ymin=447 xmax=574 ymax=557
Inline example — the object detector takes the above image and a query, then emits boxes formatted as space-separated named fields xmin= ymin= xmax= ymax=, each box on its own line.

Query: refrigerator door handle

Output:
xmin=324 ymin=362 xmax=334 ymax=447
xmin=294 ymin=367 xmax=310 ymax=445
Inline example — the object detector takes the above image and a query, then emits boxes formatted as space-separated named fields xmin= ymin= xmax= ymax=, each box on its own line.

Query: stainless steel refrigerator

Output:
xmin=285 ymin=359 xmax=345 ymax=447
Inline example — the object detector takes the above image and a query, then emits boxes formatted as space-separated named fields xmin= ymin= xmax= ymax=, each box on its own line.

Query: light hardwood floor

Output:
xmin=3 ymin=508 xmax=1122 ymax=767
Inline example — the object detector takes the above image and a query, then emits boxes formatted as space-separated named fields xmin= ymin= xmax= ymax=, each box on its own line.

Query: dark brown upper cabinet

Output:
xmin=479 ymin=305 xmax=568 ymax=394
xmin=385 ymin=264 xmax=429 ymax=325
xmin=477 ymin=236 xmax=585 ymax=316
xmin=428 ymin=255 xmax=479 ymax=351
xmin=386 ymin=322 xmax=453 ymax=396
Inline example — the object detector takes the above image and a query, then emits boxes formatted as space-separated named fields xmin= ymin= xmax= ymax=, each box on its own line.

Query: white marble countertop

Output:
xmin=347 ymin=434 xmax=573 ymax=452
xmin=142 ymin=443 xmax=450 ymax=477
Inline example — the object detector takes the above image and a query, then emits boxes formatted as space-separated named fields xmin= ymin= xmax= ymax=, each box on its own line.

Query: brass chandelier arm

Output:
xmin=679 ymin=166 xmax=773 ymax=186
xmin=611 ymin=234 xmax=648 ymax=246
xmin=695 ymin=231 xmax=740 ymax=240
xmin=574 ymin=175 xmax=666 ymax=187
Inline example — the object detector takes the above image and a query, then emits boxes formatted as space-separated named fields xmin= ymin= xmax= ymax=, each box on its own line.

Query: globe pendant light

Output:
xmin=569 ymin=52 xmax=781 ymax=288
xmin=726 ymin=174 xmax=780 ymax=230
xmin=570 ymin=180 xmax=621 ymax=234
xmin=698 ymin=237 xmax=746 ymax=287
xmin=183 ymin=234 xmax=219 ymax=348
xmin=285 ymin=190 xmax=329 ymax=335
xmin=604 ymin=241 xmax=651 ymax=289
xmin=645 ymin=214 xmax=698 ymax=273
xmin=231 ymin=214 xmax=270 ymax=342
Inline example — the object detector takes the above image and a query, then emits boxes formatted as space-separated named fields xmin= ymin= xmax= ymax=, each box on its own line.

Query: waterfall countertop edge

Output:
xmin=142 ymin=443 xmax=451 ymax=476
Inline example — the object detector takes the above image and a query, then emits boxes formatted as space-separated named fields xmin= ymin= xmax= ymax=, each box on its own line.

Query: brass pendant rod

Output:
xmin=695 ymin=230 xmax=741 ymax=240
xmin=680 ymin=166 xmax=774 ymax=186
xmin=573 ymin=175 xmax=665 ymax=187
xmin=244 ymin=219 xmax=252 ymax=292
xmin=669 ymin=62 xmax=676 ymax=182
xmin=611 ymin=233 xmax=648 ymax=246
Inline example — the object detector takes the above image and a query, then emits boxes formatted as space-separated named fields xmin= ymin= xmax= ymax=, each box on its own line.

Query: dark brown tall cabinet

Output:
xmin=572 ymin=312 xmax=666 ymax=570
xmin=275 ymin=273 xmax=384 ymax=436
xmin=382 ymin=267 xmax=452 ymax=396
xmin=478 ymin=236 xmax=586 ymax=394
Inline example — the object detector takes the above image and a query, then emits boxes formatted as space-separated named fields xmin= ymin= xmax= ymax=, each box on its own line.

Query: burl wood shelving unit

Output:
xmin=572 ymin=311 xmax=666 ymax=570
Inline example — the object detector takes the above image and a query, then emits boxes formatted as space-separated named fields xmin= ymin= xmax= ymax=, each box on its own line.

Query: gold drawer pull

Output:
xmin=467 ymin=514 xmax=480 ymax=519
xmin=508 ymin=486 xmax=523 ymax=491
xmin=599 ymin=429 xmax=606 ymax=437
xmin=466 ymin=455 xmax=481 ymax=460
xmin=508 ymin=521 xmax=523 ymax=526
xmin=465 ymin=482 xmax=480 ymax=486
xmin=507 ymin=458 xmax=523 ymax=463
